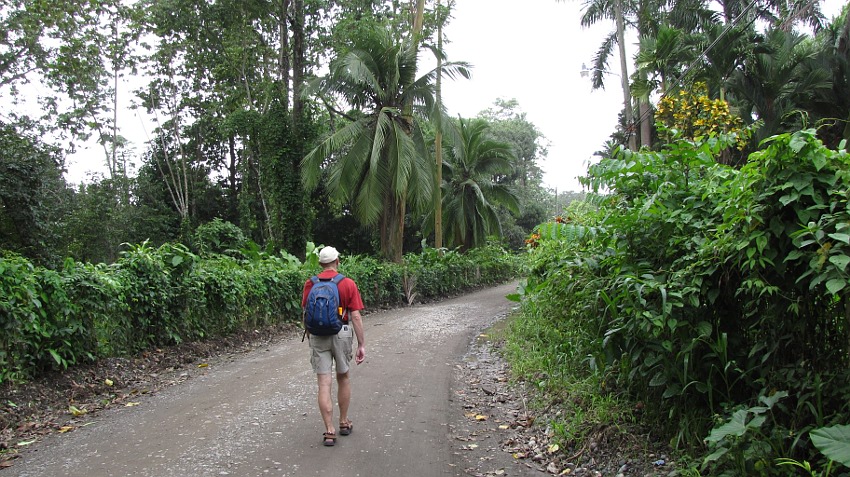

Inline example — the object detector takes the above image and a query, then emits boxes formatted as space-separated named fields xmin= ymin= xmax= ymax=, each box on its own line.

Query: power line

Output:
xmin=631 ymin=0 xmax=761 ymax=129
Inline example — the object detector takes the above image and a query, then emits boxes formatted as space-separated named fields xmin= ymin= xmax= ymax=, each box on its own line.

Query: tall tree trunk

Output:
xmin=434 ymin=0 xmax=443 ymax=250
xmin=639 ymin=101 xmax=652 ymax=148
xmin=379 ymin=189 xmax=407 ymax=262
xmin=279 ymin=0 xmax=291 ymax=111
xmin=292 ymin=0 xmax=305 ymax=122
xmin=614 ymin=0 xmax=636 ymax=150
xmin=412 ymin=0 xmax=426 ymax=40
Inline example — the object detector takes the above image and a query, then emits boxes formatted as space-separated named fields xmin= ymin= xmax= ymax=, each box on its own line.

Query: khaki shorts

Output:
xmin=309 ymin=325 xmax=354 ymax=375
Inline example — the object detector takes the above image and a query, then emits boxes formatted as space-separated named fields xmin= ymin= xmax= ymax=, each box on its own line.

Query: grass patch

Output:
xmin=499 ymin=308 xmax=635 ymax=445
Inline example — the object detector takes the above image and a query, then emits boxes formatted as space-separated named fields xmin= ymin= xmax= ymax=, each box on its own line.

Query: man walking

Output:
xmin=302 ymin=246 xmax=366 ymax=447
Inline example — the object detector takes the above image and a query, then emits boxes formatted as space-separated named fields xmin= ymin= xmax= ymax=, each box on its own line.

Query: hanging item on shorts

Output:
xmin=304 ymin=274 xmax=346 ymax=336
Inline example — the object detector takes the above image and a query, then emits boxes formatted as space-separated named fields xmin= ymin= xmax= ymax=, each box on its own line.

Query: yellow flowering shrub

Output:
xmin=656 ymin=82 xmax=749 ymax=149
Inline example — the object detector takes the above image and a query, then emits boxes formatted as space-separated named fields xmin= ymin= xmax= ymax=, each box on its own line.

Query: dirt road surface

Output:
xmin=5 ymin=282 xmax=533 ymax=477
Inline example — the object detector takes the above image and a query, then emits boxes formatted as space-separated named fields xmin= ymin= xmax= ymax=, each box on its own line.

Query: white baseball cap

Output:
xmin=318 ymin=246 xmax=340 ymax=264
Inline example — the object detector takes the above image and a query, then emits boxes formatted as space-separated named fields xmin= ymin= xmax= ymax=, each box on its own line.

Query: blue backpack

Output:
xmin=304 ymin=274 xmax=346 ymax=336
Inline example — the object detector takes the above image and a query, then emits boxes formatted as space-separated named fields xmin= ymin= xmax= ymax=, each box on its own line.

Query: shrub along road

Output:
xmin=4 ymin=282 xmax=534 ymax=477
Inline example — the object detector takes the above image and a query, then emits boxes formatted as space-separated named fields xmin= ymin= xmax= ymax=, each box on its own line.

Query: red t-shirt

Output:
xmin=302 ymin=270 xmax=365 ymax=321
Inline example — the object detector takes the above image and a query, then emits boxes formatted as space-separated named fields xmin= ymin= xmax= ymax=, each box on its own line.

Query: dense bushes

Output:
xmin=514 ymin=129 xmax=850 ymax=474
xmin=0 ymin=241 xmax=520 ymax=383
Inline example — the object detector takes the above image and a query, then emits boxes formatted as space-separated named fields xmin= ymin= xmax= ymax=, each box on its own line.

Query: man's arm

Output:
xmin=349 ymin=310 xmax=366 ymax=365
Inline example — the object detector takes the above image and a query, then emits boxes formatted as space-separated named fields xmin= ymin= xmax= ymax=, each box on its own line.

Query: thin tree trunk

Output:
xmin=112 ymin=54 xmax=119 ymax=177
xmin=251 ymin=147 xmax=274 ymax=244
xmin=639 ymin=101 xmax=651 ymax=148
xmin=614 ymin=0 xmax=636 ymax=150
xmin=412 ymin=0 xmax=426 ymax=40
xmin=228 ymin=135 xmax=238 ymax=192
xmin=279 ymin=0 xmax=291 ymax=111
xmin=292 ymin=0 xmax=305 ymax=122
xmin=434 ymin=0 xmax=443 ymax=250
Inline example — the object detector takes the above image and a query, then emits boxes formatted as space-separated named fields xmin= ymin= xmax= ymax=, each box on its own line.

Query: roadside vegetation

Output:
xmin=4 ymin=1 xmax=850 ymax=475
xmin=508 ymin=128 xmax=850 ymax=474
xmin=0 ymin=239 xmax=520 ymax=384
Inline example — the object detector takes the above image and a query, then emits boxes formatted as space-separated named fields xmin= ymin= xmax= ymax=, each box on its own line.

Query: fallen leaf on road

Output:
xmin=105 ymin=379 xmax=114 ymax=386
xmin=16 ymin=439 xmax=36 ymax=447
xmin=498 ymin=425 xmax=510 ymax=430
xmin=547 ymin=443 xmax=560 ymax=453
xmin=475 ymin=415 xmax=488 ymax=421
xmin=58 ymin=426 xmax=74 ymax=433
xmin=69 ymin=405 xmax=87 ymax=416
xmin=125 ymin=402 xmax=140 ymax=407
xmin=198 ymin=363 xmax=209 ymax=368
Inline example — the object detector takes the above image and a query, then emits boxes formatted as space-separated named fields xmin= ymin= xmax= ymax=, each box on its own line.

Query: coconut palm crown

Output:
xmin=302 ymin=28 xmax=470 ymax=262
xmin=435 ymin=117 xmax=520 ymax=251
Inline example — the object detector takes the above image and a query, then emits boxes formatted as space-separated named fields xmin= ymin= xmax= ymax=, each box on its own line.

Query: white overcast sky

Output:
xmin=438 ymin=0 xmax=624 ymax=193
xmin=65 ymin=0 xmax=849 ymax=193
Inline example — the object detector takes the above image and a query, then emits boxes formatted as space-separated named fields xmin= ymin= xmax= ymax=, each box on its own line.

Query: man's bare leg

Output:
xmin=337 ymin=372 xmax=351 ymax=428
xmin=317 ymin=373 xmax=335 ymax=436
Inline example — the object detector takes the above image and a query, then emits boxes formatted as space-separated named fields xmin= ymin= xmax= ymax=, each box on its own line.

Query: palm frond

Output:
xmin=341 ymin=49 xmax=384 ymax=102
xmin=389 ymin=115 xmax=418 ymax=201
xmin=591 ymin=32 xmax=619 ymax=90
xmin=301 ymin=118 xmax=369 ymax=191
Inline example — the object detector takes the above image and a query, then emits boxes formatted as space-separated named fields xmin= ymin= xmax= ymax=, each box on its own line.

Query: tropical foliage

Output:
xmin=655 ymin=82 xmax=750 ymax=149
xmin=429 ymin=118 xmax=520 ymax=251
xmin=302 ymin=27 xmax=470 ymax=262
xmin=575 ymin=0 xmax=846 ymax=153
xmin=1 ymin=1 xmax=552 ymax=269
xmin=512 ymin=128 xmax=850 ymax=474
xmin=0 ymin=238 xmax=520 ymax=384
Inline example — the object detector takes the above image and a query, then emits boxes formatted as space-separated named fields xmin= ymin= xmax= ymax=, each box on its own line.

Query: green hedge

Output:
xmin=517 ymin=129 xmax=850 ymax=474
xmin=0 ymin=242 xmax=521 ymax=383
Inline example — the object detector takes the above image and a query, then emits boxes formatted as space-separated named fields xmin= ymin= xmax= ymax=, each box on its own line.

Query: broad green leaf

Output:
xmin=828 ymin=255 xmax=850 ymax=271
xmin=662 ymin=383 xmax=681 ymax=399
xmin=702 ymin=447 xmax=729 ymax=465
xmin=826 ymin=279 xmax=846 ymax=294
xmin=778 ymin=193 xmax=797 ymax=206
xmin=707 ymin=410 xmax=749 ymax=442
xmin=810 ymin=425 xmax=850 ymax=467
xmin=784 ymin=250 xmax=804 ymax=262
xmin=172 ymin=255 xmax=184 ymax=266
xmin=649 ymin=371 xmax=666 ymax=387
xmin=758 ymin=391 xmax=788 ymax=408
xmin=812 ymin=152 xmax=828 ymax=171
xmin=790 ymin=135 xmax=807 ymax=153
xmin=828 ymin=233 xmax=850 ymax=245
xmin=791 ymin=175 xmax=811 ymax=191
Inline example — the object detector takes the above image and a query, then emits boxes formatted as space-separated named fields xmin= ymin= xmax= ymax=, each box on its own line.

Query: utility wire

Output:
xmin=630 ymin=0 xmax=761 ymax=128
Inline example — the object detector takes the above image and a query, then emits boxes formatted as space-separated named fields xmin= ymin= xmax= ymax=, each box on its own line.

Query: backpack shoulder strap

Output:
xmin=331 ymin=273 xmax=345 ymax=284
xmin=310 ymin=275 xmax=319 ymax=284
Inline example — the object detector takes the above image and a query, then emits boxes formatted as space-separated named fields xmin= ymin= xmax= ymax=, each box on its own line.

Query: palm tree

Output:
xmin=726 ymin=28 xmax=832 ymax=143
xmin=301 ymin=28 xmax=469 ymax=262
xmin=806 ymin=7 xmax=850 ymax=147
xmin=433 ymin=118 xmax=520 ymax=251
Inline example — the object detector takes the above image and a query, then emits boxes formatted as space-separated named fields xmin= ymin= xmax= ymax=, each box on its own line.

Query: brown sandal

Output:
xmin=322 ymin=431 xmax=337 ymax=446
xmin=339 ymin=420 xmax=353 ymax=436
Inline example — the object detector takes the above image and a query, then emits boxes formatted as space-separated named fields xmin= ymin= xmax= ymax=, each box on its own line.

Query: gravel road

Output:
xmin=4 ymin=282 xmax=525 ymax=477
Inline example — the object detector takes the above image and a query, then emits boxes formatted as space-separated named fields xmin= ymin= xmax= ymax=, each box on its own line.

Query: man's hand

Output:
xmin=355 ymin=345 xmax=366 ymax=365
